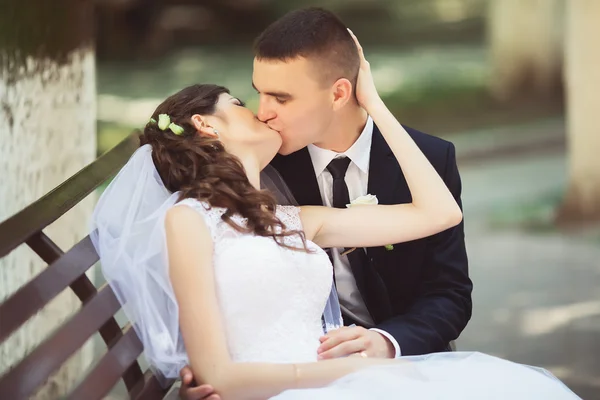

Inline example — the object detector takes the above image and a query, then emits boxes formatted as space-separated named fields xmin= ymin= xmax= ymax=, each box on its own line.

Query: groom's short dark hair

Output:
xmin=253 ymin=7 xmax=360 ymax=88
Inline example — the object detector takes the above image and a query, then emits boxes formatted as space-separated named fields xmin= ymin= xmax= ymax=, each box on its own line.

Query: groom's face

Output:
xmin=253 ymin=57 xmax=335 ymax=155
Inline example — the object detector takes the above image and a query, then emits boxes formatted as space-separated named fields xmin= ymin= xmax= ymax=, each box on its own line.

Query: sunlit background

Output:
xmin=1 ymin=0 xmax=599 ymax=399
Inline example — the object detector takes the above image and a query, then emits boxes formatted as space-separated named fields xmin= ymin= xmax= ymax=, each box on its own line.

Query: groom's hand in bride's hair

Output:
xmin=317 ymin=326 xmax=395 ymax=359
xmin=179 ymin=366 xmax=221 ymax=400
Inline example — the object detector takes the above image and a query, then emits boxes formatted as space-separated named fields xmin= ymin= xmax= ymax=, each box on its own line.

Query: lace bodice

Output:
xmin=176 ymin=199 xmax=333 ymax=363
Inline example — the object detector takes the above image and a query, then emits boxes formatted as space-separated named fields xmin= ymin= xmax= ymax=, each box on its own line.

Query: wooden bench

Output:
xmin=0 ymin=133 xmax=179 ymax=399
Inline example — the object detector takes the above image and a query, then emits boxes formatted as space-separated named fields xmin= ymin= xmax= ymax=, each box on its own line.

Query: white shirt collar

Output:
xmin=307 ymin=116 xmax=373 ymax=177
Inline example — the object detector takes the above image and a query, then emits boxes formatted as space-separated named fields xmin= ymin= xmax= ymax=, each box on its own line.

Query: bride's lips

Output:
xmin=253 ymin=116 xmax=280 ymax=134
xmin=260 ymin=121 xmax=280 ymax=134
xmin=266 ymin=124 xmax=280 ymax=134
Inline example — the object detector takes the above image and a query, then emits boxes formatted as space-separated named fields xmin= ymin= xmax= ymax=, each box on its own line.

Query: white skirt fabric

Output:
xmin=271 ymin=352 xmax=580 ymax=400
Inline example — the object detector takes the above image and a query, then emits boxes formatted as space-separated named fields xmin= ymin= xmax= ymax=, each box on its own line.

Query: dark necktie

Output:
xmin=325 ymin=157 xmax=390 ymax=324
xmin=326 ymin=157 xmax=352 ymax=209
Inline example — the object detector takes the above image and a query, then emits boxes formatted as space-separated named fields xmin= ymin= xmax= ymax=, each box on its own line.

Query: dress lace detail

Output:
xmin=175 ymin=198 xmax=333 ymax=363
xmin=276 ymin=205 xmax=303 ymax=232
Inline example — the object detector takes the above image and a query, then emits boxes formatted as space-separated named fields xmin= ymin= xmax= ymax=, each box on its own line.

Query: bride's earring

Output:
xmin=210 ymin=128 xmax=221 ymax=150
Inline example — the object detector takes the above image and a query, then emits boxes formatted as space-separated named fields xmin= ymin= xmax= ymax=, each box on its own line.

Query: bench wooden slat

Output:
xmin=26 ymin=230 xmax=64 ymax=264
xmin=131 ymin=369 xmax=172 ymax=400
xmin=0 ymin=132 xmax=138 ymax=259
xmin=67 ymin=325 xmax=144 ymax=400
xmin=24 ymin=232 xmax=100 ymax=306
xmin=162 ymin=386 xmax=182 ymax=400
xmin=0 ymin=284 xmax=121 ymax=399
xmin=0 ymin=236 xmax=98 ymax=342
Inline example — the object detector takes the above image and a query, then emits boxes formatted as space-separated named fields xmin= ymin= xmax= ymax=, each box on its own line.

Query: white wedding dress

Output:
xmin=173 ymin=198 xmax=580 ymax=400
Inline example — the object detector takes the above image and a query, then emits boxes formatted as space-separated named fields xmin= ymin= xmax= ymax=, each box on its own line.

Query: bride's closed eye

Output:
xmin=232 ymin=98 xmax=246 ymax=107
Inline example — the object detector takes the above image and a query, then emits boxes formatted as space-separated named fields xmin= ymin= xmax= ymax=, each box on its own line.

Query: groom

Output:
xmin=180 ymin=7 xmax=472 ymax=398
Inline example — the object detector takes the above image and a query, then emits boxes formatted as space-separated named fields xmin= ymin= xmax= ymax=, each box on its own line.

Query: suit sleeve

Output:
xmin=374 ymin=142 xmax=473 ymax=355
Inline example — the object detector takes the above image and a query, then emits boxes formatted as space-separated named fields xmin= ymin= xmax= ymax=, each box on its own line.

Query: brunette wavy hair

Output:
xmin=139 ymin=84 xmax=308 ymax=251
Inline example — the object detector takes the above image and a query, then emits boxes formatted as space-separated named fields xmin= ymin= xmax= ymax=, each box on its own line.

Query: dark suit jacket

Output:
xmin=269 ymin=124 xmax=473 ymax=356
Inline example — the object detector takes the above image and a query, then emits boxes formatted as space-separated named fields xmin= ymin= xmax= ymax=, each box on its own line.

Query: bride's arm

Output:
xmin=299 ymin=32 xmax=462 ymax=250
xmin=299 ymin=103 xmax=462 ymax=249
xmin=165 ymin=206 xmax=394 ymax=400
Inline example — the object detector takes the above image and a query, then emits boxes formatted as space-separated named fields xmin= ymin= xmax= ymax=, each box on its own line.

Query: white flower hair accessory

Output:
xmin=149 ymin=113 xmax=185 ymax=136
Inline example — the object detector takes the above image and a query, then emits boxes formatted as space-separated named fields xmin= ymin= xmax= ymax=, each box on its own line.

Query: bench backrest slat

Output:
xmin=26 ymin=230 xmax=64 ymax=264
xmin=67 ymin=325 xmax=144 ymax=400
xmin=0 ymin=284 xmax=121 ymax=398
xmin=0 ymin=236 xmax=98 ymax=342
xmin=131 ymin=370 xmax=172 ymax=400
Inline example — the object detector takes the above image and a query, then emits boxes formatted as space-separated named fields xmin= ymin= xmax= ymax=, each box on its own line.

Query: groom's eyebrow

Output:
xmin=252 ymin=82 xmax=292 ymax=99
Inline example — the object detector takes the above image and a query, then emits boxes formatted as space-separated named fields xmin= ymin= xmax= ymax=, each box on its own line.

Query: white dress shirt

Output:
xmin=307 ymin=116 xmax=401 ymax=357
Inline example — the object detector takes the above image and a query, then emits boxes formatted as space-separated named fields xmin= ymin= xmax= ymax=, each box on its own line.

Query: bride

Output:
xmin=91 ymin=34 xmax=579 ymax=400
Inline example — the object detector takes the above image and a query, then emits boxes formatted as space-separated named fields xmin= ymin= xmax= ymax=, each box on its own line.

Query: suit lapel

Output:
xmin=271 ymin=148 xmax=323 ymax=206
xmin=367 ymin=124 xmax=402 ymax=205
xmin=362 ymin=124 xmax=401 ymax=323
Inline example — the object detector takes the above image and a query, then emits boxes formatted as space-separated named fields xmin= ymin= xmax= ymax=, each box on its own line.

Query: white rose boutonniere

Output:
xmin=345 ymin=194 xmax=394 ymax=251
xmin=346 ymin=194 xmax=378 ymax=207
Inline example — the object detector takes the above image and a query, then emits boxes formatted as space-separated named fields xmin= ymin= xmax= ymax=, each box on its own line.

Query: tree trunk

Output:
xmin=0 ymin=1 xmax=97 ymax=398
xmin=556 ymin=0 xmax=600 ymax=224
xmin=487 ymin=0 xmax=565 ymax=101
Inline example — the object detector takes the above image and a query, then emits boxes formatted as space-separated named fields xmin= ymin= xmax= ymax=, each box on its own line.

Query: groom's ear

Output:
xmin=191 ymin=114 xmax=219 ymax=138
xmin=331 ymin=78 xmax=353 ymax=111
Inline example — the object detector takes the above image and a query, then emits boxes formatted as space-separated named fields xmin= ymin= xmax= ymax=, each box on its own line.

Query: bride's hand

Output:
xmin=347 ymin=29 xmax=382 ymax=111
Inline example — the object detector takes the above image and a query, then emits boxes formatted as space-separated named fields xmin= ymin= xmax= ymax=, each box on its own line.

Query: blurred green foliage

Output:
xmin=95 ymin=0 xmax=562 ymax=155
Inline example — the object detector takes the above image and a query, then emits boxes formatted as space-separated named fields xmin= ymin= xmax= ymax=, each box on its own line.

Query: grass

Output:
xmin=380 ymin=80 xmax=563 ymax=136
xmin=96 ymin=43 xmax=563 ymax=153
xmin=97 ymin=121 xmax=136 ymax=155
xmin=486 ymin=190 xmax=600 ymax=243
xmin=486 ymin=189 xmax=564 ymax=233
